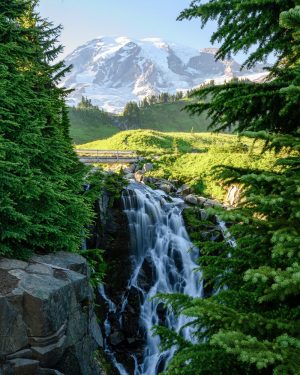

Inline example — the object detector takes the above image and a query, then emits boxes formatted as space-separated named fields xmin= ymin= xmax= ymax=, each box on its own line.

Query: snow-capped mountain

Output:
xmin=61 ymin=36 xmax=264 ymax=113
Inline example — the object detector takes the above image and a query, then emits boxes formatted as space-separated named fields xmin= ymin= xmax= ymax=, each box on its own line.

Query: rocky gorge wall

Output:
xmin=87 ymin=187 xmax=139 ymax=372
xmin=0 ymin=252 xmax=104 ymax=375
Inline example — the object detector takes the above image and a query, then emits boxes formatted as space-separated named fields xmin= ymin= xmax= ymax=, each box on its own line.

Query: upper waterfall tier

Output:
xmin=100 ymin=182 xmax=203 ymax=375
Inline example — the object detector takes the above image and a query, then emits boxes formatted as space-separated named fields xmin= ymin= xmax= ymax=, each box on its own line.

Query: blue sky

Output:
xmin=38 ymin=0 xmax=218 ymax=57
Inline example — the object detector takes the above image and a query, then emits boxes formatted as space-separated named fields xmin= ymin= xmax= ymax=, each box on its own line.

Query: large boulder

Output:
xmin=0 ymin=253 xmax=103 ymax=375
xmin=184 ymin=194 xmax=198 ymax=205
xmin=142 ymin=163 xmax=154 ymax=173
xmin=197 ymin=196 xmax=223 ymax=208
xmin=134 ymin=170 xmax=144 ymax=182
xmin=159 ymin=183 xmax=172 ymax=194
xmin=177 ymin=184 xmax=192 ymax=196
xmin=122 ymin=166 xmax=135 ymax=174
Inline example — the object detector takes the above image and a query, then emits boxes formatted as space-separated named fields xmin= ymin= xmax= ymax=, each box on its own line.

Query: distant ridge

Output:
xmin=201 ymin=47 xmax=219 ymax=54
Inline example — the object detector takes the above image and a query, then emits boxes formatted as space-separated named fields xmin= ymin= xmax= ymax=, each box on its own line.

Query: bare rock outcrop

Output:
xmin=0 ymin=252 xmax=103 ymax=375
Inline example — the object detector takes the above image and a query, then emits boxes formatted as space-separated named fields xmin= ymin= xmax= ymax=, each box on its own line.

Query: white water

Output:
xmin=100 ymin=182 xmax=203 ymax=374
xmin=218 ymin=220 xmax=237 ymax=248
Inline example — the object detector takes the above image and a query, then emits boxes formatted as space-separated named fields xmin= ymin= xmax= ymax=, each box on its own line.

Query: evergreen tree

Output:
xmin=175 ymin=91 xmax=184 ymax=100
xmin=0 ymin=0 xmax=92 ymax=258
xmin=77 ymin=96 xmax=98 ymax=109
xmin=140 ymin=97 xmax=149 ymax=108
xmin=155 ymin=2 xmax=300 ymax=374
xmin=123 ymin=101 xmax=141 ymax=129
xmin=148 ymin=95 xmax=158 ymax=105
xmin=159 ymin=92 xmax=169 ymax=103
xmin=178 ymin=0 xmax=296 ymax=69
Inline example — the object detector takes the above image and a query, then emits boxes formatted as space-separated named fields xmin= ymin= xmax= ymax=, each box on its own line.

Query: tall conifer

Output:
xmin=0 ymin=0 xmax=91 ymax=257
xmin=156 ymin=2 xmax=300 ymax=374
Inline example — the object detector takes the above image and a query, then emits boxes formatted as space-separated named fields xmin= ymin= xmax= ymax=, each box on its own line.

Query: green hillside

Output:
xmin=78 ymin=130 xmax=279 ymax=200
xmin=68 ymin=107 xmax=119 ymax=144
xmin=137 ymin=100 xmax=210 ymax=132
xmin=78 ymin=129 xmax=237 ymax=153
xmin=69 ymin=99 xmax=211 ymax=144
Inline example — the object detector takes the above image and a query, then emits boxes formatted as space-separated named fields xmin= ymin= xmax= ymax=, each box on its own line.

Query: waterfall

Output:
xmin=100 ymin=182 xmax=203 ymax=374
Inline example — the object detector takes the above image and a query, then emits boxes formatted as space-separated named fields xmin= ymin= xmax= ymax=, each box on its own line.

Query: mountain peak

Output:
xmin=61 ymin=36 xmax=264 ymax=113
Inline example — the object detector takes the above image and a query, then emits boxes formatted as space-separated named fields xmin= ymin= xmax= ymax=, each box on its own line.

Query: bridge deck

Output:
xmin=76 ymin=149 xmax=139 ymax=164
xmin=79 ymin=157 xmax=139 ymax=164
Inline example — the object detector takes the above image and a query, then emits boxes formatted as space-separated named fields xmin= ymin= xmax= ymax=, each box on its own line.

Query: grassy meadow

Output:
xmin=69 ymin=107 xmax=119 ymax=144
xmin=78 ymin=130 xmax=280 ymax=200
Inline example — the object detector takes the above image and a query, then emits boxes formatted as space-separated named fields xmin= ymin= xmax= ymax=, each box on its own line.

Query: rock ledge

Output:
xmin=0 ymin=252 xmax=103 ymax=375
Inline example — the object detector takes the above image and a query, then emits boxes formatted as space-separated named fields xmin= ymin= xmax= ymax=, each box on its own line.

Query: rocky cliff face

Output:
xmin=61 ymin=36 xmax=265 ymax=112
xmin=87 ymin=188 xmax=132 ymax=295
xmin=0 ymin=252 xmax=104 ymax=375
xmin=86 ymin=187 xmax=146 ymax=373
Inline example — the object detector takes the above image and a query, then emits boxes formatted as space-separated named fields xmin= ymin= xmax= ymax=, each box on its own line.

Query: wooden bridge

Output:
xmin=76 ymin=149 xmax=140 ymax=164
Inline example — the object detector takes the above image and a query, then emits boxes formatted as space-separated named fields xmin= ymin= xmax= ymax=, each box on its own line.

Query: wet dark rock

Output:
xmin=137 ymin=255 xmax=157 ymax=292
xmin=90 ymin=189 xmax=132 ymax=303
xmin=6 ymin=350 xmax=32 ymax=361
xmin=87 ymin=188 xmax=139 ymax=372
xmin=37 ymin=369 xmax=64 ymax=375
xmin=121 ymin=287 xmax=144 ymax=342
xmin=203 ymin=279 xmax=214 ymax=298
xmin=109 ymin=331 xmax=125 ymax=346
xmin=127 ymin=286 xmax=144 ymax=314
xmin=168 ymin=269 xmax=178 ymax=286
xmin=156 ymin=353 xmax=169 ymax=374
xmin=172 ymin=249 xmax=184 ymax=273
xmin=156 ymin=303 xmax=167 ymax=325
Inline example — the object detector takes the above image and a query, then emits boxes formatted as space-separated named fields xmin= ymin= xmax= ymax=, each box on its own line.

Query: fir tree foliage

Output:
xmin=0 ymin=0 xmax=92 ymax=258
xmin=123 ymin=101 xmax=141 ymax=129
xmin=178 ymin=0 xmax=296 ymax=68
xmin=180 ymin=1 xmax=300 ymax=136
xmin=77 ymin=95 xmax=98 ymax=109
xmin=155 ymin=1 xmax=300 ymax=374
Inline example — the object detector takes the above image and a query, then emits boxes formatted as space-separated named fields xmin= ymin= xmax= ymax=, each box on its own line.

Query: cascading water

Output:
xmin=100 ymin=182 xmax=203 ymax=375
